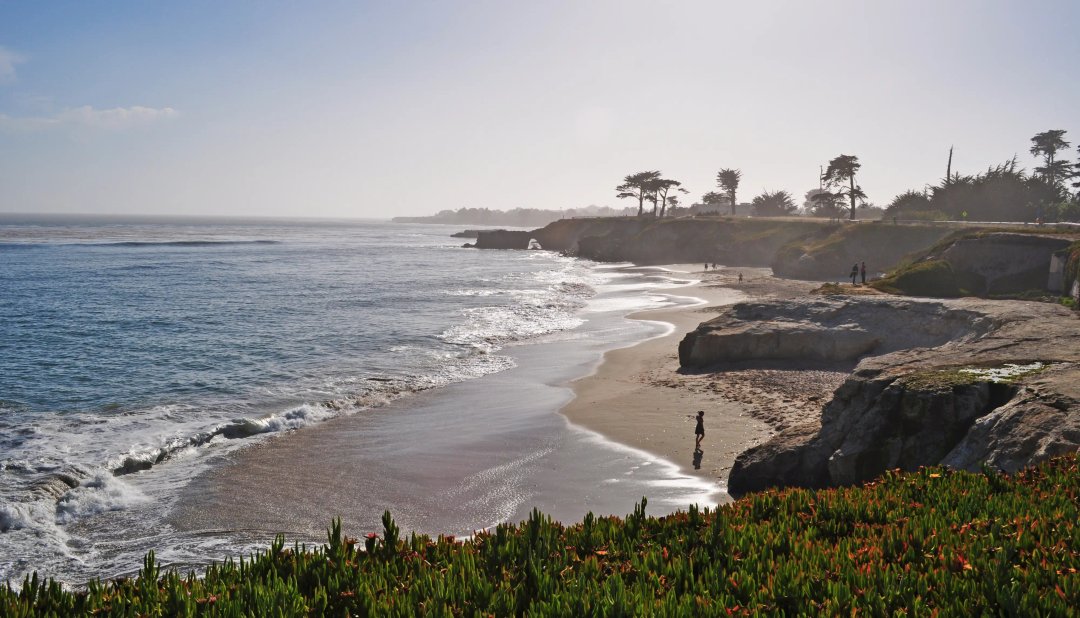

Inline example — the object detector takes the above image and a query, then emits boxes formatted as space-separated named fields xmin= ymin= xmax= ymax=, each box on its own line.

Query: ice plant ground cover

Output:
xmin=4 ymin=456 xmax=1080 ymax=616
xmin=958 ymin=362 xmax=1047 ymax=383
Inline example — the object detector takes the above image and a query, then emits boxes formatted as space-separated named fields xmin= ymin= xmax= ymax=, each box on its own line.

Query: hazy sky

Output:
xmin=1 ymin=1 xmax=1078 ymax=218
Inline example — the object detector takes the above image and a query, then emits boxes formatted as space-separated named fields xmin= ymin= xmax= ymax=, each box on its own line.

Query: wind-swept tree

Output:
xmin=665 ymin=194 xmax=687 ymax=217
xmin=750 ymin=190 xmax=797 ymax=217
xmin=716 ymin=169 xmax=741 ymax=216
xmin=1030 ymin=130 xmax=1071 ymax=189
xmin=821 ymin=155 xmax=866 ymax=220
xmin=616 ymin=171 xmax=661 ymax=217
xmin=653 ymin=179 xmax=688 ymax=218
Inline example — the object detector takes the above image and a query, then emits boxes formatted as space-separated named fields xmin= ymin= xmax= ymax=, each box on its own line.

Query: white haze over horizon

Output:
xmin=1 ymin=1 xmax=1078 ymax=219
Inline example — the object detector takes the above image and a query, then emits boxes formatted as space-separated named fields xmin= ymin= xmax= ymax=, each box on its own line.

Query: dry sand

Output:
xmin=561 ymin=266 xmax=849 ymax=495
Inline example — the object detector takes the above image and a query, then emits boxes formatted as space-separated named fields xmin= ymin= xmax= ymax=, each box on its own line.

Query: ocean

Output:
xmin=0 ymin=216 xmax=719 ymax=585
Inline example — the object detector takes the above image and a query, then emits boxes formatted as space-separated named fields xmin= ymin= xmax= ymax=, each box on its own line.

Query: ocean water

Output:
xmin=0 ymin=216 xmax=719 ymax=585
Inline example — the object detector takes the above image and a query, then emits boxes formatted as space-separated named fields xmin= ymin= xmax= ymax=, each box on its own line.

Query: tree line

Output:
xmin=391 ymin=204 xmax=636 ymax=227
xmin=885 ymin=130 xmax=1080 ymax=222
xmin=615 ymin=129 xmax=1080 ymax=223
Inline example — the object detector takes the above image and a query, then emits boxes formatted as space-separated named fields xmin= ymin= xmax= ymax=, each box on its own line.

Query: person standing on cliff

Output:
xmin=693 ymin=411 xmax=705 ymax=450
xmin=860 ymin=261 xmax=867 ymax=285
xmin=850 ymin=263 xmax=859 ymax=285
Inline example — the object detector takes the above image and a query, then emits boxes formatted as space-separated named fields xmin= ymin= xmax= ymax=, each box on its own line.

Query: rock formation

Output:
xmin=937 ymin=233 xmax=1072 ymax=295
xmin=474 ymin=230 xmax=533 ymax=249
xmin=678 ymin=296 xmax=1080 ymax=496
xmin=678 ymin=297 xmax=992 ymax=366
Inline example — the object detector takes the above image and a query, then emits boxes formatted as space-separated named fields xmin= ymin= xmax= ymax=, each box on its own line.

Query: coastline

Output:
xmin=561 ymin=266 xmax=846 ymax=495
xmin=165 ymin=263 xmax=727 ymax=552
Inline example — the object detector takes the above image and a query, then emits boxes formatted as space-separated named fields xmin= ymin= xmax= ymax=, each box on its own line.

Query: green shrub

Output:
xmin=5 ymin=456 xmax=1080 ymax=615
xmin=901 ymin=210 xmax=950 ymax=221
xmin=871 ymin=259 xmax=968 ymax=297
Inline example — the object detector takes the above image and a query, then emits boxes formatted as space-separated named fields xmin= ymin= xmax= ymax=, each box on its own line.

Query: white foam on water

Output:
xmin=442 ymin=289 xmax=507 ymax=297
xmin=585 ymin=294 xmax=674 ymax=313
xmin=0 ymin=248 xmax=736 ymax=585
xmin=564 ymin=419 xmax=723 ymax=510
xmin=55 ymin=473 xmax=148 ymax=524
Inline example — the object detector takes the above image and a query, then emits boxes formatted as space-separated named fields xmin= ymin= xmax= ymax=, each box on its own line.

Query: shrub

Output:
xmin=900 ymin=209 xmax=950 ymax=222
xmin=5 ymin=456 xmax=1080 ymax=615
xmin=871 ymin=259 xmax=969 ymax=297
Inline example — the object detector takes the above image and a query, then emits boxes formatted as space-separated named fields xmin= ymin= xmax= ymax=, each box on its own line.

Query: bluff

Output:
xmin=475 ymin=217 xmax=1046 ymax=284
xmin=872 ymin=231 xmax=1076 ymax=297
xmin=501 ymin=217 xmax=842 ymax=267
xmin=769 ymin=223 xmax=959 ymax=280
xmin=677 ymin=296 xmax=1080 ymax=496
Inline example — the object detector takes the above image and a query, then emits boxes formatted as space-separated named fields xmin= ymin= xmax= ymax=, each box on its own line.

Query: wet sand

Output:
xmin=562 ymin=266 xmax=848 ymax=495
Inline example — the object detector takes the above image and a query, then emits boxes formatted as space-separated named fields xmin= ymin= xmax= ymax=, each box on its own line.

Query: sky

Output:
xmin=1 ymin=0 xmax=1078 ymax=218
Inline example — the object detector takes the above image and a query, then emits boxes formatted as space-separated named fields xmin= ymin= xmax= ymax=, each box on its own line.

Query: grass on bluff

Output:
xmin=4 ymin=456 xmax=1080 ymax=615
xmin=870 ymin=259 xmax=973 ymax=297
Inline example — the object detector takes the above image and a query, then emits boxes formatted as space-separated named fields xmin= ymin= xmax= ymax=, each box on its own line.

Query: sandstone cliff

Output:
xmin=677 ymin=297 xmax=1080 ymax=496
xmin=534 ymin=217 xmax=824 ymax=266
xmin=769 ymin=223 xmax=959 ymax=280
xmin=473 ymin=219 xmax=1078 ymax=301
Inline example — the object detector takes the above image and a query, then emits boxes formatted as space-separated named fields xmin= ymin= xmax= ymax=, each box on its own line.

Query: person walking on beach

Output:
xmin=850 ymin=263 xmax=859 ymax=285
xmin=693 ymin=411 xmax=705 ymax=450
xmin=860 ymin=261 xmax=867 ymax=285
xmin=737 ymin=272 xmax=743 ymax=283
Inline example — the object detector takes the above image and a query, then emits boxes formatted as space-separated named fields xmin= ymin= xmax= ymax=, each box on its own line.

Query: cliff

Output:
xmin=470 ymin=218 xmax=1080 ymax=301
xmin=872 ymin=231 xmax=1076 ymax=297
xmin=531 ymin=217 xmax=824 ymax=266
xmin=677 ymin=296 xmax=1080 ymax=496
xmin=769 ymin=223 xmax=959 ymax=280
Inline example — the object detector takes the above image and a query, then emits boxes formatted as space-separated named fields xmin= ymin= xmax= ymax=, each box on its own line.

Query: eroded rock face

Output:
xmin=940 ymin=233 xmax=1071 ymax=295
xmin=942 ymin=365 xmax=1080 ymax=473
xmin=715 ymin=297 xmax=1080 ymax=496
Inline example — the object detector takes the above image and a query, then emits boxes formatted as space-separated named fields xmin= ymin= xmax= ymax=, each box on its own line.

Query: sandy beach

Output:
xmin=562 ymin=266 xmax=849 ymax=495
xmin=166 ymin=263 xmax=848 ymax=552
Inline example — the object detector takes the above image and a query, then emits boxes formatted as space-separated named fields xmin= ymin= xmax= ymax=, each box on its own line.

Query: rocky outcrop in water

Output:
xmin=474 ymin=230 xmax=533 ymax=249
xmin=683 ymin=297 xmax=1080 ymax=496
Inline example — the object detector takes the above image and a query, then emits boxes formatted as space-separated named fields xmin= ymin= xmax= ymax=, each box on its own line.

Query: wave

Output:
xmin=89 ymin=240 xmax=282 ymax=248
xmin=0 ymin=250 xmax=619 ymax=586
xmin=0 ymin=348 xmax=519 ymax=537
xmin=2 ymin=267 xmax=599 ymax=533
xmin=0 ymin=240 xmax=281 ymax=250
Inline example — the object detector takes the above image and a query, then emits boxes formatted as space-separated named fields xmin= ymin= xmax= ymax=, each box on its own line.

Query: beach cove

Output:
xmin=561 ymin=266 xmax=848 ymax=490
xmin=167 ymin=265 xmax=774 ymax=553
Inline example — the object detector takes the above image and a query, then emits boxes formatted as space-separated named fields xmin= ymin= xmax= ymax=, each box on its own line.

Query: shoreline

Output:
xmin=561 ymin=266 xmax=846 ymax=494
xmin=165 ymin=263 xmax=727 ymax=550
